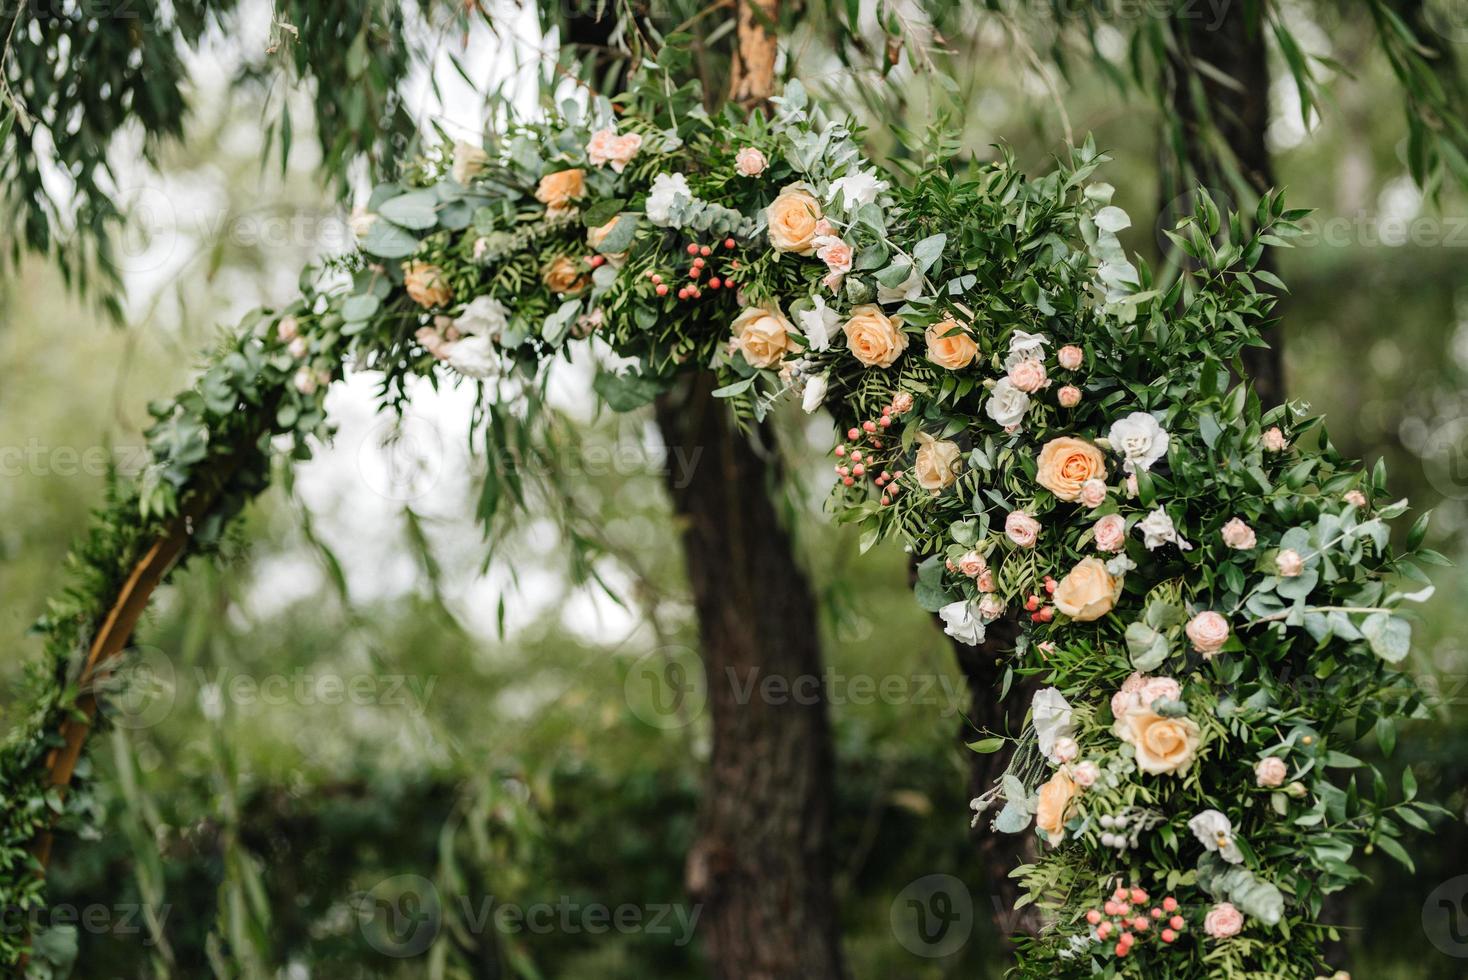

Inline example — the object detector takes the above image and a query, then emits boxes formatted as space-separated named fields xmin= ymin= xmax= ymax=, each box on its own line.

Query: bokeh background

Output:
xmin=2 ymin=1 xmax=1466 ymax=976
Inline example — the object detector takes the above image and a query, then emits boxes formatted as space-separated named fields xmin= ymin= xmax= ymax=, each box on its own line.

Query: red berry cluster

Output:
xmin=645 ymin=238 xmax=739 ymax=300
xmin=1084 ymin=888 xmax=1187 ymax=959
xmin=1024 ymin=575 xmax=1058 ymax=623
xmin=831 ymin=394 xmax=913 ymax=506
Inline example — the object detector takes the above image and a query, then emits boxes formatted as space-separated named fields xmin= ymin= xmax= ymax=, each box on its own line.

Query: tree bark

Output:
xmin=655 ymin=373 xmax=846 ymax=980
xmin=1163 ymin=6 xmax=1283 ymax=405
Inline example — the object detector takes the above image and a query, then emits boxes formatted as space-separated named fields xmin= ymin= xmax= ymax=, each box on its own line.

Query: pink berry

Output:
xmin=879 ymin=471 xmax=891 ymax=481
xmin=842 ymin=477 xmax=854 ymax=487
xmin=847 ymin=428 xmax=860 ymax=440
xmin=709 ymin=277 xmax=722 ymax=289
xmin=1025 ymin=596 xmax=1040 ymax=612
xmin=1131 ymin=889 xmax=1147 ymax=904
xmin=1169 ymin=915 xmax=1184 ymax=930
xmin=1097 ymin=922 xmax=1112 ymax=939
xmin=850 ymin=451 xmax=863 ymax=463
xmin=690 ymin=267 xmax=702 ymax=279
xmin=651 ymin=273 xmax=662 ymax=285
xmin=656 ymin=284 xmax=669 ymax=296
xmin=872 ymin=439 xmax=882 ymax=448
xmin=687 ymin=243 xmax=700 ymax=256
xmin=678 ymin=287 xmax=690 ymax=300
xmin=1086 ymin=910 xmax=1101 ymax=925
xmin=1133 ymin=917 xmax=1149 ymax=931
xmin=1163 ymin=897 xmax=1178 ymax=912
xmin=1151 ymin=907 xmax=1163 ymax=919
xmin=1113 ymin=888 xmax=1128 ymax=902
xmin=862 ymin=420 xmax=877 ymax=433
xmin=834 ymin=446 xmax=846 ymax=457
xmin=852 ymin=465 xmax=865 ymax=477
xmin=693 ymin=257 xmax=705 ymax=268
xmin=893 ymin=470 xmax=904 ymax=479
xmin=700 ymin=245 xmax=712 ymax=256
xmin=724 ymin=238 xmax=736 ymax=249
xmin=1115 ymin=944 xmax=1130 ymax=958
xmin=724 ymin=280 xmax=738 ymax=290
xmin=1161 ymin=928 xmax=1176 ymax=943
xmin=881 ymin=496 xmax=891 ymax=506
xmin=879 ymin=416 xmax=891 ymax=428
xmin=589 ymin=254 xmax=605 ymax=267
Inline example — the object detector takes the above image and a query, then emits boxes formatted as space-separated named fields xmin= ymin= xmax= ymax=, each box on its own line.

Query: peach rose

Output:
xmin=1255 ymin=756 xmax=1288 ymax=788
xmin=914 ymin=432 xmax=962 ymax=493
xmin=1276 ymin=549 xmax=1304 ymax=577
xmin=1220 ymin=517 xmax=1256 ymax=550
xmin=586 ymin=128 xmax=642 ymax=173
xmin=1057 ymin=385 xmax=1082 ymax=407
xmin=735 ymin=146 xmax=768 ymax=177
xmin=1034 ymin=770 xmax=1078 ymax=844
xmin=925 ymin=319 xmax=978 ymax=370
xmin=1079 ymin=478 xmax=1107 ymax=508
xmin=978 ymin=593 xmax=1005 ymax=620
xmin=1008 ymin=357 xmax=1048 ymax=393
xmin=1119 ymin=706 xmax=1201 ymax=775
xmin=843 ymin=304 xmax=908 ymax=368
xmin=542 ymin=256 xmax=589 ymax=295
xmin=1093 ymin=514 xmax=1126 ymax=553
xmin=1005 ymin=511 xmax=1040 ymax=548
xmin=1053 ymin=557 xmax=1120 ymax=622
xmin=535 ymin=168 xmax=585 ymax=213
xmin=958 ymin=552 xmax=987 ymax=577
xmin=1071 ymin=760 xmax=1100 ymax=788
xmin=1036 ymin=437 xmax=1106 ymax=502
xmin=1261 ymin=426 xmax=1288 ymax=452
xmin=1204 ymin=902 xmax=1243 ymax=939
xmin=891 ymin=392 xmax=913 ymax=414
xmin=1057 ymin=344 xmax=1084 ymax=370
xmin=730 ymin=306 xmax=794 ymax=369
xmin=403 ymin=261 xmax=453 ymax=308
xmin=767 ymin=185 xmax=823 ymax=254
xmin=1186 ymin=611 xmax=1230 ymax=656
xmin=1344 ymin=489 xmax=1367 ymax=508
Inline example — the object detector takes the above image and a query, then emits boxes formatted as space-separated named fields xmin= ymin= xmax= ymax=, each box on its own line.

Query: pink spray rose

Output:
xmin=1057 ymin=344 xmax=1084 ymax=370
xmin=1093 ymin=514 xmax=1126 ymax=553
xmin=1186 ymin=611 xmax=1230 ymax=657
xmin=1204 ymin=902 xmax=1243 ymax=939
xmin=1255 ymin=756 xmax=1288 ymax=788
xmin=1008 ymin=357 xmax=1049 ymax=393
xmin=1220 ymin=517 xmax=1256 ymax=550
xmin=735 ymin=146 xmax=768 ymax=177
xmin=1005 ymin=511 xmax=1041 ymax=548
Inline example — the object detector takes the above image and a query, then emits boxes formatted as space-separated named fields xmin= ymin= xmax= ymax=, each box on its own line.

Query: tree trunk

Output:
xmin=655 ymin=373 xmax=846 ymax=980
xmin=1163 ymin=6 xmax=1283 ymax=405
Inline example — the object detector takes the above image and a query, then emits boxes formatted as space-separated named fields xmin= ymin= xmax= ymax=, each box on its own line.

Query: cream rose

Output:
xmin=1276 ymin=549 xmax=1304 ymax=577
xmin=735 ymin=146 xmax=768 ymax=177
xmin=1053 ymin=557 xmax=1120 ymax=622
xmin=1036 ymin=437 xmax=1107 ymax=502
xmin=1008 ymin=357 xmax=1048 ymax=393
xmin=586 ymin=128 xmax=643 ymax=173
xmin=731 ymin=306 xmax=794 ymax=369
xmin=842 ymin=304 xmax=908 ymax=368
xmin=925 ymin=319 xmax=978 ymax=370
xmin=1255 ymin=756 xmax=1288 ymax=788
xmin=914 ymin=432 xmax=962 ymax=493
xmin=1071 ymin=760 xmax=1100 ymax=788
xmin=1005 ymin=511 xmax=1040 ymax=548
xmin=1057 ymin=385 xmax=1082 ymax=408
xmin=535 ymin=168 xmax=585 ymax=213
xmin=1057 ymin=344 xmax=1084 ymax=370
xmin=1220 ymin=517 xmax=1257 ymax=550
xmin=451 ymin=141 xmax=489 ymax=185
xmin=958 ymin=551 xmax=987 ymax=577
xmin=1186 ymin=611 xmax=1230 ymax=656
xmin=1262 ymin=426 xmax=1288 ymax=452
xmin=1204 ymin=902 xmax=1244 ymax=939
xmin=403 ymin=261 xmax=453 ymax=309
xmin=1093 ymin=514 xmax=1126 ymax=553
xmin=1079 ymin=478 xmax=1107 ymax=508
xmin=767 ymin=185 xmax=823 ymax=254
xmin=1119 ymin=707 xmax=1201 ymax=775
xmin=1034 ymin=770 xmax=1078 ymax=844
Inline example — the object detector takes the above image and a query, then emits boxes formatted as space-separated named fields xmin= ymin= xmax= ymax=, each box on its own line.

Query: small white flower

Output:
xmin=876 ymin=265 xmax=924 ymax=305
xmin=984 ymin=378 xmax=1031 ymax=429
xmin=1008 ymin=330 xmax=1050 ymax=359
xmin=445 ymin=335 xmax=498 ymax=378
xmin=453 ymin=295 xmax=509 ymax=338
xmin=646 ymin=172 xmax=693 ymax=227
xmin=1031 ymin=687 xmax=1076 ymax=765
xmin=796 ymin=294 xmax=841 ymax=351
xmin=1105 ymin=554 xmax=1137 ymax=576
xmin=450 ymin=140 xmax=489 ymax=185
xmin=1107 ymin=411 xmax=1170 ymax=473
xmin=1135 ymin=507 xmax=1193 ymax=551
xmin=1188 ymin=809 xmax=1244 ymax=864
xmin=938 ymin=599 xmax=986 ymax=646
xmin=829 ymin=168 xmax=889 ymax=209
xmin=801 ymin=373 xmax=829 ymax=414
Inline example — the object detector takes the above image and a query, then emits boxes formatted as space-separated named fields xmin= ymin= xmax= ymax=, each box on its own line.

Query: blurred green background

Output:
xmin=2 ymin=4 xmax=1466 ymax=978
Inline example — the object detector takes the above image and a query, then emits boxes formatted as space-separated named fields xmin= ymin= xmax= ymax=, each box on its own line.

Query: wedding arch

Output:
xmin=1 ymin=69 xmax=1443 ymax=977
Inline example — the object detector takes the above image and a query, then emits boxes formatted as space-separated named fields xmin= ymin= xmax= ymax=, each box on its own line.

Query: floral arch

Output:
xmin=0 ymin=73 xmax=1442 ymax=977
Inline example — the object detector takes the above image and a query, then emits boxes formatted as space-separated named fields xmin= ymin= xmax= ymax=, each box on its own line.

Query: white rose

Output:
xmin=829 ymin=168 xmax=889 ymax=209
xmin=451 ymin=141 xmax=489 ymax=185
xmin=1188 ymin=809 xmax=1244 ymax=864
xmin=1031 ymin=687 xmax=1076 ymax=765
xmin=1136 ymin=507 xmax=1193 ymax=551
xmin=445 ymin=335 xmax=498 ymax=378
xmin=801 ymin=373 xmax=829 ymax=414
xmin=453 ymin=295 xmax=509 ymax=339
xmin=985 ymin=378 xmax=1031 ymax=429
xmin=1008 ymin=330 xmax=1049 ymax=359
xmin=1107 ymin=411 xmax=1170 ymax=473
xmin=939 ymin=599 xmax=986 ymax=646
xmin=646 ymin=172 xmax=693 ymax=227
xmin=876 ymin=265 xmax=924 ymax=305
xmin=796 ymin=294 xmax=841 ymax=352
